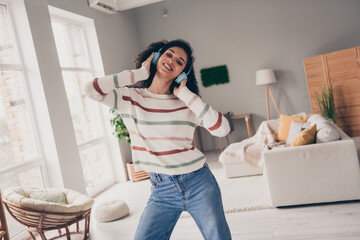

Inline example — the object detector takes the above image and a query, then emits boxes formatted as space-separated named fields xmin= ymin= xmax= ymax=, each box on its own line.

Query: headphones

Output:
xmin=151 ymin=48 xmax=192 ymax=84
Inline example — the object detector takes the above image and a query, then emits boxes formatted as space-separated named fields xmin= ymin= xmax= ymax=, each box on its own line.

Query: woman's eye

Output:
xmin=166 ymin=53 xmax=172 ymax=57
xmin=177 ymin=61 xmax=183 ymax=66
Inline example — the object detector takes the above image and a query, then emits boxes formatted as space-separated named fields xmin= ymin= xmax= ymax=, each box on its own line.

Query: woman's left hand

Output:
xmin=142 ymin=52 xmax=154 ymax=75
xmin=173 ymin=79 xmax=188 ymax=96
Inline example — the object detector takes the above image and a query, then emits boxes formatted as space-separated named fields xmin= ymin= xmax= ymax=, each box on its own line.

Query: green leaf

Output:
xmin=315 ymin=85 xmax=336 ymax=123
xmin=109 ymin=110 xmax=131 ymax=144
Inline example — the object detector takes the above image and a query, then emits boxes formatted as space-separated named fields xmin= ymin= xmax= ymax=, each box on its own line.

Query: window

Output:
xmin=0 ymin=2 xmax=47 ymax=197
xmin=50 ymin=10 xmax=115 ymax=196
xmin=0 ymin=2 xmax=48 ymax=237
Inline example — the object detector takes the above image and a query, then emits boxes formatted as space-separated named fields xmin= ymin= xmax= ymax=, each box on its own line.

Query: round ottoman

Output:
xmin=94 ymin=200 xmax=129 ymax=222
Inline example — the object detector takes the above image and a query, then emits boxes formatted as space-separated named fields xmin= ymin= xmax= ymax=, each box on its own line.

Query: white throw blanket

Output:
xmin=219 ymin=118 xmax=281 ymax=170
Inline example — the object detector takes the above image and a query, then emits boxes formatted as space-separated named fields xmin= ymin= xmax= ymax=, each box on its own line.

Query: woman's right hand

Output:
xmin=142 ymin=52 xmax=154 ymax=75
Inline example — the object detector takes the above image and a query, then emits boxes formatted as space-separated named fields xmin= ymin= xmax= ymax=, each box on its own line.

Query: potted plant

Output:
xmin=110 ymin=109 xmax=130 ymax=144
xmin=316 ymin=84 xmax=336 ymax=123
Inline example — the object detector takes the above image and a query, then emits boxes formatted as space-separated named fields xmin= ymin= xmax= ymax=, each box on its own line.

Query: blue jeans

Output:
xmin=134 ymin=163 xmax=232 ymax=240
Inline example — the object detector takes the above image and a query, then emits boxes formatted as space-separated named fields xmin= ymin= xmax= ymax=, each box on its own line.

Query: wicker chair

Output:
xmin=2 ymin=187 xmax=94 ymax=240
xmin=0 ymin=191 xmax=9 ymax=240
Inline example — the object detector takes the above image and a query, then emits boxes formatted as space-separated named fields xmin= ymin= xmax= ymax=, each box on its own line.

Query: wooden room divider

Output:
xmin=303 ymin=46 xmax=360 ymax=137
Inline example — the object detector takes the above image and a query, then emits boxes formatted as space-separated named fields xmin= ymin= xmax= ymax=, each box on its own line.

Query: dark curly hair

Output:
xmin=131 ymin=39 xmax=200 ymax=96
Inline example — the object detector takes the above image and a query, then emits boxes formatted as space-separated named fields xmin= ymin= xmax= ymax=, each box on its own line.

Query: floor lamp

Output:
xmin=256 ymin=69 xmax=280 ymax=120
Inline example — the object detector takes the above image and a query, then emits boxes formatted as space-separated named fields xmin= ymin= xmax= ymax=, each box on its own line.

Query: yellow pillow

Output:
xmin=291 ymin=124 xmax=317 ymax=147
xmin=277 ymin=114 xmax=309 ymax=142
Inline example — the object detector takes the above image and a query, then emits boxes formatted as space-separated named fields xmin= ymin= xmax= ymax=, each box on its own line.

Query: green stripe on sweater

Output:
xmin=113 ymin=74 xmax=119 ymax=88
xmin=120 ymin=113 xmax=197 ymax=127
xmin=199 ymin=104 xmax=210 ymax=119
xmin=134 ymin=155 xmax=206 ymax=169
xmin=113 ymin=90 xmax=118 ymax=110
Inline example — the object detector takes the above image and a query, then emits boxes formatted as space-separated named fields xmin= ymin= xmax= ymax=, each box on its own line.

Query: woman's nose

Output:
xmin=168 ymin=59 xmax=174 ymax=65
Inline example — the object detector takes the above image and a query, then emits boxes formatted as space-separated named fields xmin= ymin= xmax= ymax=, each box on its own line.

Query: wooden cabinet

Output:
xmin=303 ymin=46 xmax=360 ymax=137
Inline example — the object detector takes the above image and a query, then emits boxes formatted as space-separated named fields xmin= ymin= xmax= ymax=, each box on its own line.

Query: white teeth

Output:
xmin=163 ymin=63 xmax=172 ymax=71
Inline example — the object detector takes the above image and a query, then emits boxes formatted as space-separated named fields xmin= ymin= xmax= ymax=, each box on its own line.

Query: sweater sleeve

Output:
xmin=83 ymin=66 xmax=148 ymax=110
xmin=177 ymin=87 xmax=230 ymax=137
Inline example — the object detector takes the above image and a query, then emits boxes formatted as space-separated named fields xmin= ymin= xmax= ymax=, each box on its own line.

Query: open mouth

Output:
xmin=163 ymin=63 xmax=173 ymax=71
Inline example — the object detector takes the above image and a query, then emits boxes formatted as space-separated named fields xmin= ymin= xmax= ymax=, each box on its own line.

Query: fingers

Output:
xmin=147 ymin=52 xmax=155 ymax=62
xmin=181 ymin=79 xmax=188 ymax=86
xmin=142 ymin=52 xmax=155 ymax=74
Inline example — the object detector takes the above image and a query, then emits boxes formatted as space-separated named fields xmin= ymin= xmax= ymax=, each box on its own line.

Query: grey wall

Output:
xmin=133 ymin=0 xmax=360 ymax=151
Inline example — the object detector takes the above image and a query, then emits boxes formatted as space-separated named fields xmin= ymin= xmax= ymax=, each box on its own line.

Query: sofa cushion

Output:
xmin=286 ymin=121 xmax=305 ymax=145
xmin=291 ymin=124 xmax=317 ymax=147
xmin=305 ymin=114 xmax=340 ymax=143
xmin=278 ymin=114 xmax=309 ymax=142
xmin=3 ymin=186 xmax=94 ymax=213
xmin=316 ymin=125 xmax=340 ymax=143
xmin=29 ymin=190 xmax=67 ymax=205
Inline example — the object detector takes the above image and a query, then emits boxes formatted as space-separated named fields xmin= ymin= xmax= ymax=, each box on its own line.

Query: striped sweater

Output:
xmin=84 ymin=66 xmax=230 ymax=175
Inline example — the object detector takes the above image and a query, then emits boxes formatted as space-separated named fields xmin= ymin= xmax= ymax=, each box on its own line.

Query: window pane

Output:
xmin=51 ymin=21 xmax=90 ymax=68
xmin=80 ymin=143 xmax=112 ymax=191
xmin=0 ymin=70 xmax=38 ymax=170
xmin=0 ymin=5 xmax=18 ymax=64
xmin=0 ymin=167 xmax=43 ymax=238
xmin=0 ymin=167 xmax=43 ymax=189
xmin=62 ymin=71 xmax=103 ymax=145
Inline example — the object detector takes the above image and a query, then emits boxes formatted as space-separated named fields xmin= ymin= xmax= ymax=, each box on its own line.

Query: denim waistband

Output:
xmin=150 ymin=163 xmax=208 ymax=182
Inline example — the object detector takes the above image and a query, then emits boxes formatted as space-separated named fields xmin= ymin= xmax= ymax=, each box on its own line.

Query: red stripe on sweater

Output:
xmin=187 ymin=95 xmax=198 ymax=108
xmin=208 ymin=112 xmax=222 ymax=131
xmin=132 ymin=146 xmax=195 ymax=156
xmin=122 ymin=96 xmax=187 ymax=113
xmin=130 ymin=70 xmax=135 ymax=85
xmin=93 ymin=78 xmax=107 ymax=96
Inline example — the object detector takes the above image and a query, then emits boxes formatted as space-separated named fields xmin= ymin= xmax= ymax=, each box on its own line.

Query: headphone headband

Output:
xmin=186 ymin=65 xmax=192 ymax=75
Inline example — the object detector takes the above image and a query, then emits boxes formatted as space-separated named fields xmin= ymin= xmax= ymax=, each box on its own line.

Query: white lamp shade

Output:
xmin=256 ymin=69 xmax=277 ymax=85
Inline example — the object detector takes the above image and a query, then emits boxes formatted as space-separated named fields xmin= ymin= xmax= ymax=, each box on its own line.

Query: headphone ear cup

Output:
xmin=152 ymin=52 xmax=161 ymax=65
xmin=175 ymin=72 xmax=188 ymax=84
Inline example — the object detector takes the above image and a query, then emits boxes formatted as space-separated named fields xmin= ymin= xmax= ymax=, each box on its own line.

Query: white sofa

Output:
xmin=221 ymin=158 xmax=262 ymax=178
xmin=263 ymin=124 xmax=360 ymax=207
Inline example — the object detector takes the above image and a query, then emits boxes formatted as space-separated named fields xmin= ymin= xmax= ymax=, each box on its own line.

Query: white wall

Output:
xmin=132 ymin=0 xmax=360 ymax=151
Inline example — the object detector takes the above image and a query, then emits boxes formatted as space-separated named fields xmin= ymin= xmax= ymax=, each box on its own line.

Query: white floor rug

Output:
xmin=180 ymin=153 xmax=273 ymax=218
xmin=94 ymin=151 xmax=273 ymax=221
xmin=90 ymin=152 xmax=273 ymax=239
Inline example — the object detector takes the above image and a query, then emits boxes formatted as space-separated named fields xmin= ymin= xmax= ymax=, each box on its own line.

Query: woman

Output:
xmin=84 ymin=39 xmax=232 ymax=240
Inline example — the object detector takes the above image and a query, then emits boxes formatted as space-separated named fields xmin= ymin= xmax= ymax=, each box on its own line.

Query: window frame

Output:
xmin=49 ymin=7 xmax=119 ymax=197
xmin=0 ymin=0 xmax=49 ymax=188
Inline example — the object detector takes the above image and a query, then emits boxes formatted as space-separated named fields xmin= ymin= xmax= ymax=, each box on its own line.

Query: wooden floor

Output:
xmin=170 ymin=201 xmax=360 ymax=240
xmin=23 ymin=200 xmax=360 ymax=240
xmin=90 ymin=151 xmax=360 ymax=240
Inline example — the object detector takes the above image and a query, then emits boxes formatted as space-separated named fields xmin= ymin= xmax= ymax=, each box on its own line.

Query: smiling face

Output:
xmin=156 ymin=47 xmax=188 ymax=81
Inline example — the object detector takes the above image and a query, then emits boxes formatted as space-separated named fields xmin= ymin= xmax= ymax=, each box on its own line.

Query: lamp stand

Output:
xmin=266 ymin=85 xmax=280 ymax=120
